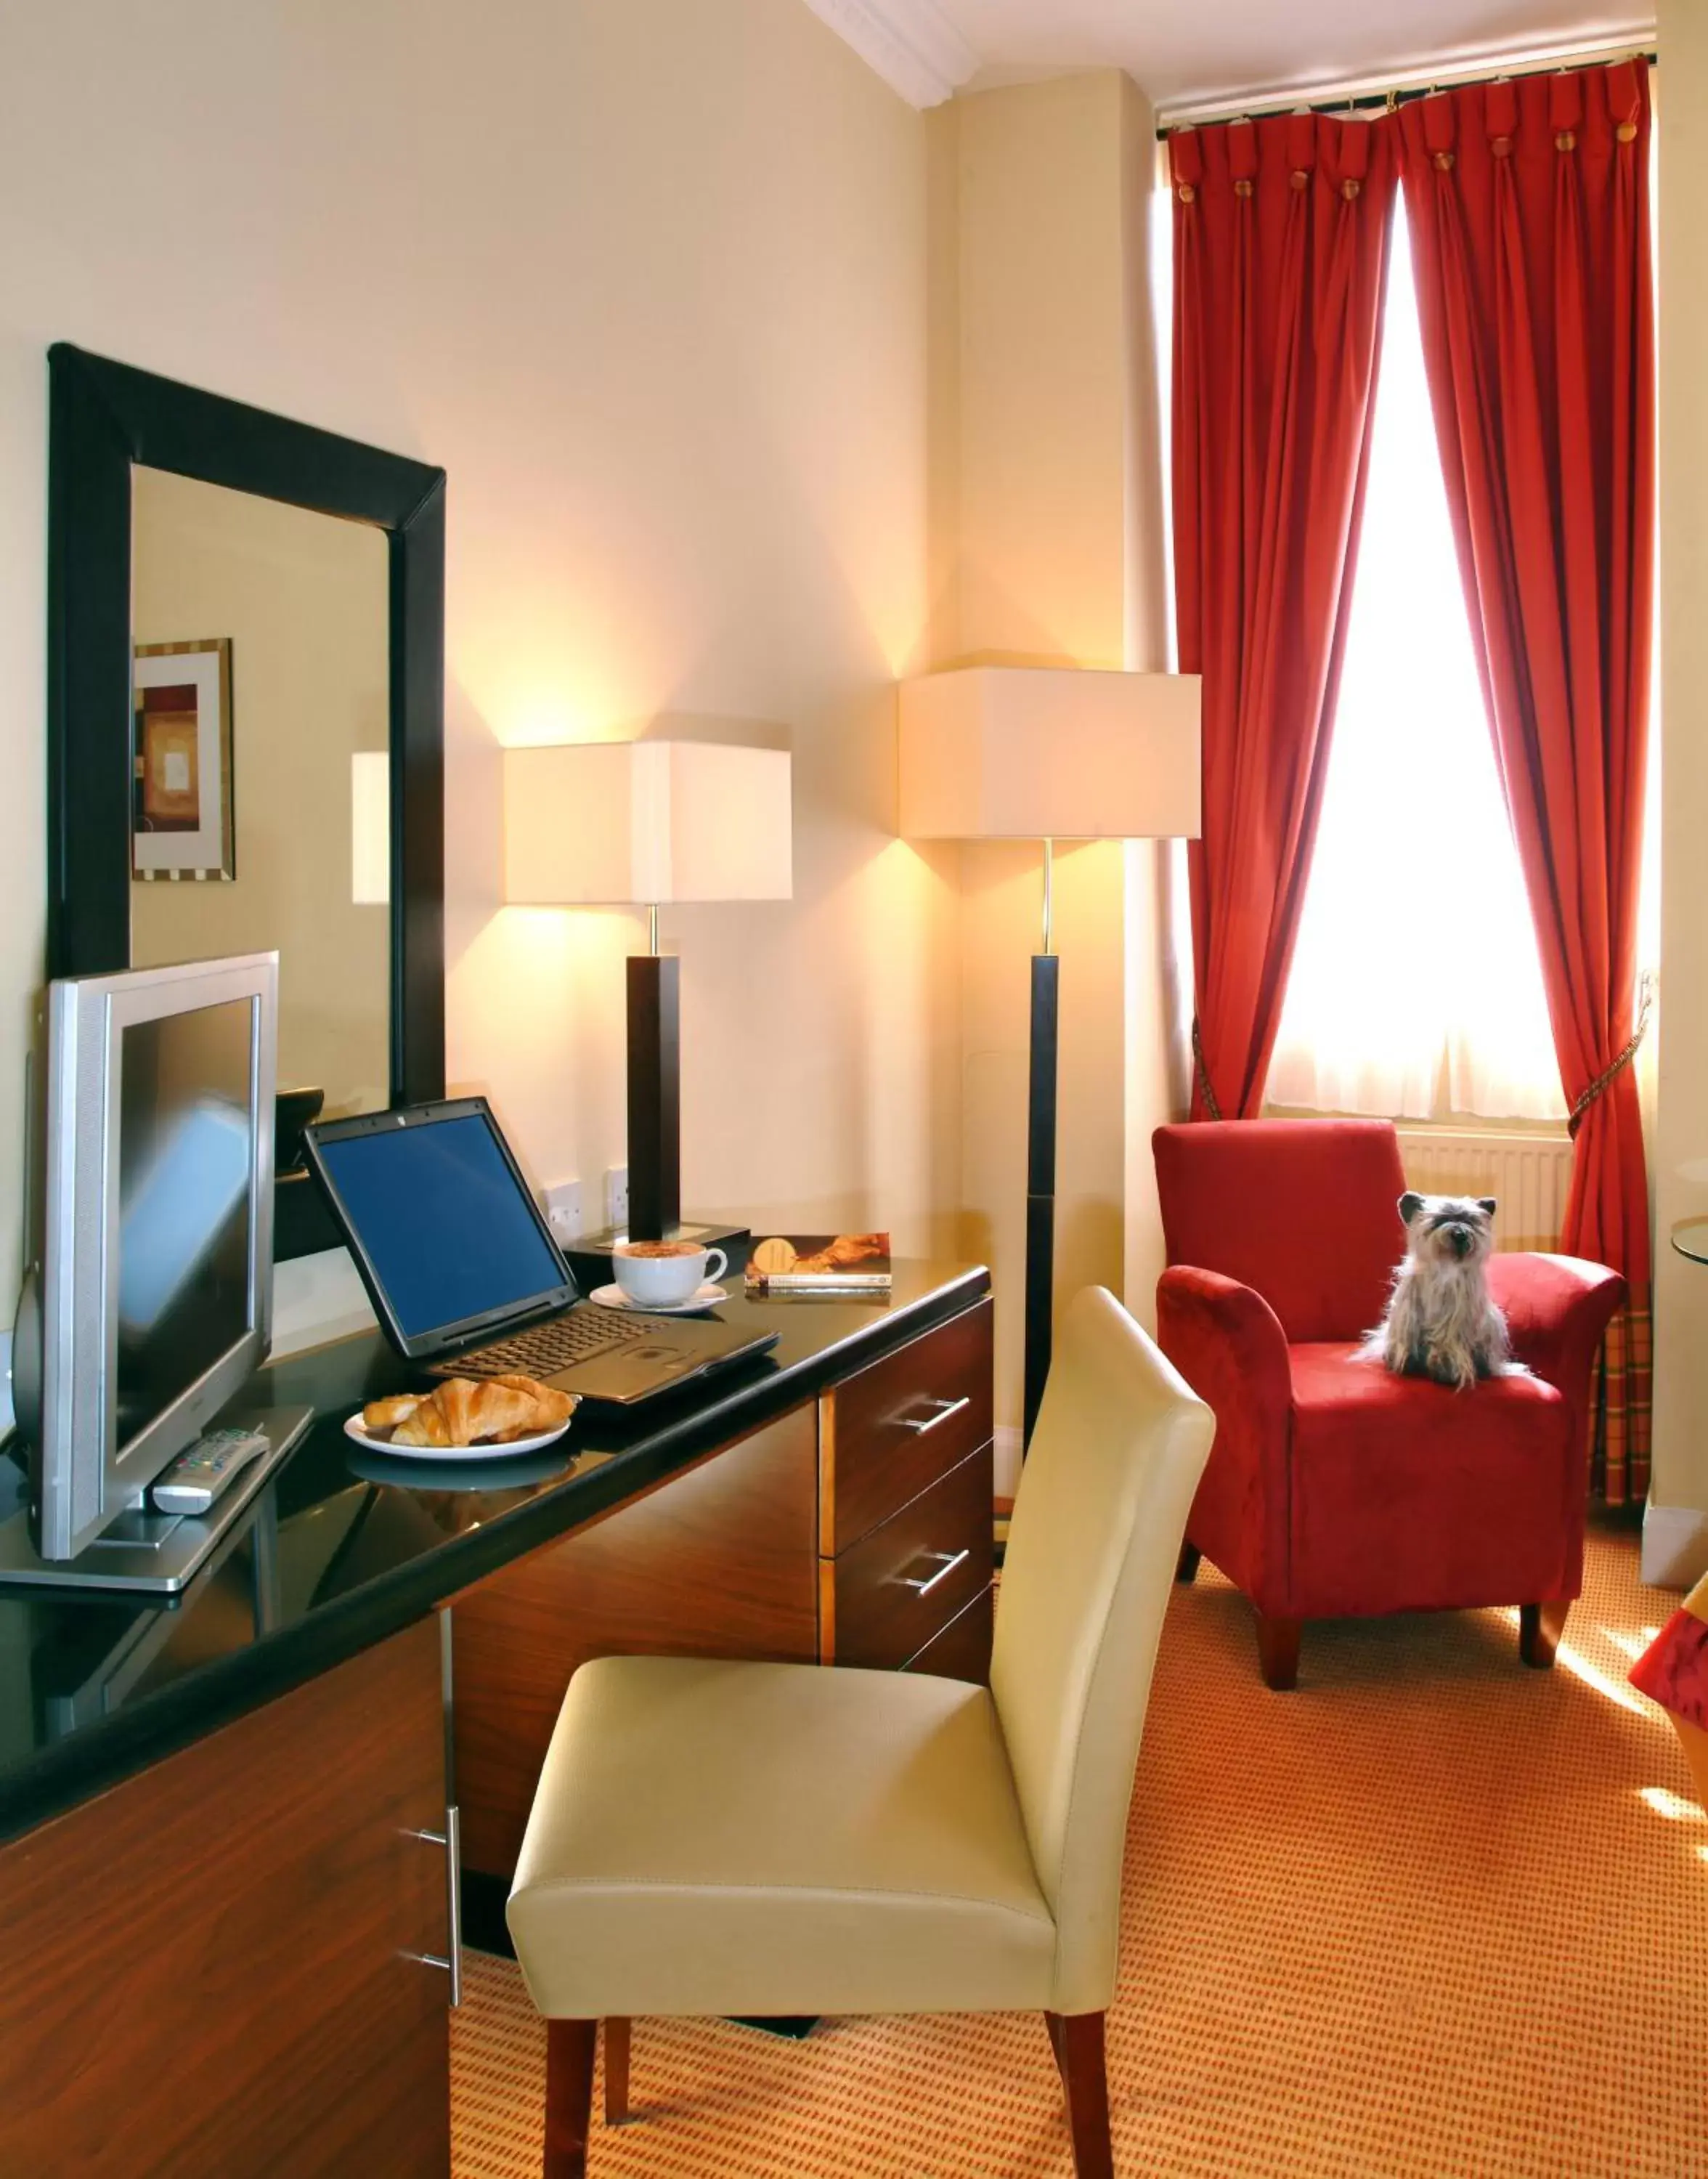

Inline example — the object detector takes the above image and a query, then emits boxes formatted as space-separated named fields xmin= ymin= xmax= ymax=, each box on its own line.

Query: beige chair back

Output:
xmin=989 ymin=1286 xmax=1213 ymax=2015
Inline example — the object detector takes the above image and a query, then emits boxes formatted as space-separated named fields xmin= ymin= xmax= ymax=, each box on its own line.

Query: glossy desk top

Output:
xmin=0 ymin=1261 xmax=989 ymax=1845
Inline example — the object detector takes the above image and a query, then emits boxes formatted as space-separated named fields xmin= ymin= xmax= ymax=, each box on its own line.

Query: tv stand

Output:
xmin=0 ymin=1403 xmax=311 ymax=1594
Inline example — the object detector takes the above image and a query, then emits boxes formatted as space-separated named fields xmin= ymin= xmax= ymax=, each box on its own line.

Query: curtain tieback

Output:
xmin=1192 ymin=1016 xmax=1224 ymax=1121
xmin=1567 ymin=974 xmax=1654 ymax=1138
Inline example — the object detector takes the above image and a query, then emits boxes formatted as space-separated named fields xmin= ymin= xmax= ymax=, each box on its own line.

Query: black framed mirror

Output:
xmin=46 ymin=342 xmax=446 ymax=1259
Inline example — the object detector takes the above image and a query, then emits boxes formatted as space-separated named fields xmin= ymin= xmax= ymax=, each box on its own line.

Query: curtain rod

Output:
xmin=1154 ymin=38 xmax=1656 ymax=137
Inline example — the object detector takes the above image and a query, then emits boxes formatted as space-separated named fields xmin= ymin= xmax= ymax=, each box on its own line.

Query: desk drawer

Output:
xmin=826 ymin=1442 xmax=993 ymax=1671
xmin=901 ymin=1581 xmax=994 ymax=1685
xmin=822 ymin=1298 xmax=993 ymax=1554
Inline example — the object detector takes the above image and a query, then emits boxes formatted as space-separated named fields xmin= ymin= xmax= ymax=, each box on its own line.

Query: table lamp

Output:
xmin=899 ymin=665 xmax=1201 ymax=1448
xmin=503 ymin=738 xmax=793 ymax=1241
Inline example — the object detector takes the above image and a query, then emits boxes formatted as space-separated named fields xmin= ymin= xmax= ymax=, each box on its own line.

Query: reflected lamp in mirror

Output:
xmin=898 ymin=665 xmax=1202 ymax=1448
xmin=503 ymin=739 xmax=794 ymax=1240
xmin=351 ymin=751 xmax=390 ymax=906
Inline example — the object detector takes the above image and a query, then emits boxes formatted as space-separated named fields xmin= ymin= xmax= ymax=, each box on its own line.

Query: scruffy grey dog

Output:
xmin=1362 ymin=1193 xmax=1518 ymax=1390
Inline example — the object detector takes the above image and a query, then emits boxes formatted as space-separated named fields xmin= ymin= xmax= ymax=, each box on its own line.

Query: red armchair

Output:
xmin=1152 ymin=1119 xmax=1624 ymax=1689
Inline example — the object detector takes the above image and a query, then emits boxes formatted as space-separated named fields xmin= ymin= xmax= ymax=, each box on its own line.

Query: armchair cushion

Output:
xmin=1286 ymin=1345 xmax=1579 ymax=1618
xmin=508 ymin=1655 xmax=1056 ymax=2021
xmin=1154 ymin=1119 xmax=1407 ymax=1342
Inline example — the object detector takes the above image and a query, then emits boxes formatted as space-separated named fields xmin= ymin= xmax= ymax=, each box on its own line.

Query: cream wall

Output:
xmin=1649 ymin=3 xmax=1708 ymax=1586
xmin=0 ymin=0 xmax=960 ymax=1328
xmin=927 ymin=72 xmax=1177 ymax=1477
xmin=131 ymin=468 xmax=391 ymax=1119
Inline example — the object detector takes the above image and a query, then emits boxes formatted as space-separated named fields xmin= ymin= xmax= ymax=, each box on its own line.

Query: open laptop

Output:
xmin=303 ymin=1097 xmax=777 ymax=1403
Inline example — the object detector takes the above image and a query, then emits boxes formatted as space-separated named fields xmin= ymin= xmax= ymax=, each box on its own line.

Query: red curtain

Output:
xmin=1397 ymin=64 xmax=1654 ymax=1504
xmin=1171 ymin=113 xmax=1398 ymax=1120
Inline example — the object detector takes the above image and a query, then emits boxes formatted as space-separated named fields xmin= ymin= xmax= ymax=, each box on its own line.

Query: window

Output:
xmin=1264 ymin=201 xmax=1567 ymax=1124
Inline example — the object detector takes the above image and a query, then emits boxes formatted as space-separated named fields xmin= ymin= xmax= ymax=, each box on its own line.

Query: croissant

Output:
xmin=487 ymin=1374 xmax=579 ymax=1440
xmin=365 ymin=1374 xmax=577 ymax=1448
xmin=363 ymin=1392 xmax=426 ymax=1431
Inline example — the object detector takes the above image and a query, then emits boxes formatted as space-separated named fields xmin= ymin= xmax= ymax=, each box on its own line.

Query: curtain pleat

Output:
xmin=1171 ymin=113 xmax=1398 ymax=1122
xmin=1396 ymin=64 xmax=1655 ymax=1502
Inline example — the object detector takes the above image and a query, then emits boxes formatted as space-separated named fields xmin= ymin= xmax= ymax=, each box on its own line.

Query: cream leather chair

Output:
xmin=506 ymin=1287 xmax=1213 ymax=2178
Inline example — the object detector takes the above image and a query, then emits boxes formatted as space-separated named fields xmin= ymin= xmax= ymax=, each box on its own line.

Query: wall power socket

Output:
xmin=604 ymin=1166 xmax=629 ymax=1233
xmin=542 ymin=1178 xmax=584 ymax=1243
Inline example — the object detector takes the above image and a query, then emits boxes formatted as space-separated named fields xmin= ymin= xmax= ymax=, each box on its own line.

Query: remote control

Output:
xmin=150 ymin=1427 xmax=270 ymax=1516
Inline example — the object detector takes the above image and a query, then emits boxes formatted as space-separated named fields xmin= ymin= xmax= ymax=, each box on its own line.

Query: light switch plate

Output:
xmin=603 ymin=1166 xmax=629 ymax=1230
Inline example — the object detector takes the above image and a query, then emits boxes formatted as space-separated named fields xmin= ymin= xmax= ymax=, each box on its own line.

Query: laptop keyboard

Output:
xmin=431 ymin=1305 xmax=663 ymax=1381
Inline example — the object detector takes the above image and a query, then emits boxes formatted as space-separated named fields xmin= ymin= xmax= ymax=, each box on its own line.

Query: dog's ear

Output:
xmin=1476 ymin=1196 xmax=1497 ymax=1218
xmin=1398 ymin=1192 xmax=1425 ymax=1225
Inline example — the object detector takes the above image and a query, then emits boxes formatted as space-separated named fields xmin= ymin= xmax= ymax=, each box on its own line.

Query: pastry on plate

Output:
xmin=361 ymin=1374 xmax=577 ymax=1448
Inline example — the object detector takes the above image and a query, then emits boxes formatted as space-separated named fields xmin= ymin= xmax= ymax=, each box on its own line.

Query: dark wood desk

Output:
xmin=0 ymin=1263 xmax=992 ymax=2178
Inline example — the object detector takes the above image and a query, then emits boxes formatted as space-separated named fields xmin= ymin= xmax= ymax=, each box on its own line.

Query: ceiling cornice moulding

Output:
xmin=800 ymin=0 xmax=979 ymax=109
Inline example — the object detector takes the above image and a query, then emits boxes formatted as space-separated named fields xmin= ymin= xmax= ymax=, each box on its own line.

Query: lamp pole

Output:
xmin=1022 ymin=838 xmax=1057 ymax=1451
xmin=627 ymin=901 xmax=679 ymax=1241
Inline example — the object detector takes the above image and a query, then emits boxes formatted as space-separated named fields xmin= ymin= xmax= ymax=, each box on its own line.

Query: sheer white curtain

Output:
xmin=1265 ymin=202 xmax=1566 ymax=1124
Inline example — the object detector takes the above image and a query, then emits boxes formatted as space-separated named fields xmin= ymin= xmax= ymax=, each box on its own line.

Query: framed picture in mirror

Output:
xmin=132 ymin=638 xmax=235 ymax=880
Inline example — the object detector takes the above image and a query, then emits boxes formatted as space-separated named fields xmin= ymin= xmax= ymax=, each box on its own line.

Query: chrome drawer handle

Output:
xmin=898 ymin=1395 xmax=970 ymax=1437
xmin=406 ymin=1803 xmax=463 ymax=2007
xmin=898 ymin=1547 xmax=970 ymax=1596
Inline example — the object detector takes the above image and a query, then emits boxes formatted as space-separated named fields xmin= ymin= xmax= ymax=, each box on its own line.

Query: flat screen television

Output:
xmin=11 ymin=953 xmax=277 ymax=1560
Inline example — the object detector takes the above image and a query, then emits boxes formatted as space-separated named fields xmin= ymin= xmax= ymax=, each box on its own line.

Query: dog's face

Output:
xmin=1398 ymin=1191 xmax=1497 ymax=1268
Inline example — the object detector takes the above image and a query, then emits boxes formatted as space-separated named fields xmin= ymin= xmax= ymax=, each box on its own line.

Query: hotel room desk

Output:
xmin=0 ymin=1260 xmax=992 ymax=2178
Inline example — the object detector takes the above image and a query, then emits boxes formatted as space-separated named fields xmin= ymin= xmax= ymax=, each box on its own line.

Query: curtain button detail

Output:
xmin=1556 ymin=130 xmax=1577 ymax=152
xmin=1616 ymin=120 xmax=1638 ymax=144
xmin=1234 ymin=178 xmax=1252 ymax=198
xmin=1290 ymin=169 xmax=1309 ymax=192
xmin=1491 ymin=135 xmax=1513 ymax=158
xmin=1178 ymin=183 xmax=1196 ymax=203
xmin=1433 ymin=150 xmax=1455 ymax=172
xmin=1341 ymin=177 xmax=1361 ymax=200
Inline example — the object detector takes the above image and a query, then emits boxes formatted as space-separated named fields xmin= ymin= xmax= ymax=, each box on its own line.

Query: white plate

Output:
xmin=343 ymin=1412 xmax=575 ymax=1461
xmin=589 ymin=1281 xmax=728 ymax=1315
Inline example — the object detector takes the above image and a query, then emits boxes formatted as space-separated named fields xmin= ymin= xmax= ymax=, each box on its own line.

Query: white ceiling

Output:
xmin=802 ymin=0 xmax=1654 ymax=115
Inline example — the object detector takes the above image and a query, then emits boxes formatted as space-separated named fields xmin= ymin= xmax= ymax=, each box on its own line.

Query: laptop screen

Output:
xmin=314 ymin=1110 xmax=568 ymax=1340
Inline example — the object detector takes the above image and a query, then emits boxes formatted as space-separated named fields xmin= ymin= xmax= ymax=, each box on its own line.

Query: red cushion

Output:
xmin=1153 ymin=1119 xmax=1407 ymax=1343
xmin=1286 ymin=1345 xmax=1579 ymax=1618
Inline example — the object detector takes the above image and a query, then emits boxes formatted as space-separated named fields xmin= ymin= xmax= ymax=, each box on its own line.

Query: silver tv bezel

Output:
xmin=37 ymin=952 xmax=277 ymax=1561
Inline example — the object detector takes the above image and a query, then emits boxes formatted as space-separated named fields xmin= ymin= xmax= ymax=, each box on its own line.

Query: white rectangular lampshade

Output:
xmin=898 ymin=666 xmax=1201 ymax=840
xmin=351 ymin=750 xmax=390 ymax=906
xmin=504 ymin=740 xmax=794 ymax=906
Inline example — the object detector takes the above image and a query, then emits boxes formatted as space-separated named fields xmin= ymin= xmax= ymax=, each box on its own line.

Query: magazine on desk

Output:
xmin=744 ymin=1233 xmax=892 ymax=1297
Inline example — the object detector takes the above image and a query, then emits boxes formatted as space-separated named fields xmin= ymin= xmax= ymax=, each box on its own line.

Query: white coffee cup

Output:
xmin=611 ymin=1241 xmax=728 ymax=1308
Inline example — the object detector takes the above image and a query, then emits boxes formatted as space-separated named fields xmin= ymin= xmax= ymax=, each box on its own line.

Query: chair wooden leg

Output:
xmin=1175 ymin=1541 xmax=1202 ymax=1584
xmin=1043 ymin=2008 xmax=1067 ymax=2086
xmin=1044 ymin=2011 xmax=1113 ymax=2179
xmin=603 ymin=2016 xmax=631 ymax=2125
xmin=1255 ymin=1612 xmax=1302 ymax=1691
xmin=543 ymin=2018 xmax=597 ymax=2179
xmin=1520 ymin=1599 xmax=1571 ymax=1669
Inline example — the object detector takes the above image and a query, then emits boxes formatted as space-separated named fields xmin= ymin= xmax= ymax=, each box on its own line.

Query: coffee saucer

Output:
xmin=589 ymin=1281 xmax=728 ymax=1315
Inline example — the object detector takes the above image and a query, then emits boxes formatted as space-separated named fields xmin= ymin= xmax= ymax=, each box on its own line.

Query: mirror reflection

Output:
xmin=129 ymin=467 xmax=391 ymax=1127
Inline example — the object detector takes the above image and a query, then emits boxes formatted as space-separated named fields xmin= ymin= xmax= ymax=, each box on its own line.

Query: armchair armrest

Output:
xmin=1487 ymin=1252 xmax=1627 ymax=1402
xmin=1155 ymin=1266 xmax=1294 ymax=1607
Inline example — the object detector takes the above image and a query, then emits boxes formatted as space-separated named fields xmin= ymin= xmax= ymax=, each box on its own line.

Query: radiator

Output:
xmin=1394 ymin=1127 xmax=1574 ymax=1253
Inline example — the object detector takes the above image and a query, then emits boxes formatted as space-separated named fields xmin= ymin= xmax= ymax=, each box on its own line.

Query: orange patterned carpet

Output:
xmin=451 ymin=1519 xmax=1708 ymax=2177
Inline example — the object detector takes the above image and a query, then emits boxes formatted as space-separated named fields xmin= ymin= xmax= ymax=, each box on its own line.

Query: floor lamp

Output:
xmin=503 ymin=738 xmax=793 ymax=1242
xmin=899 ymin=666 xmax=1201 ymax=1450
